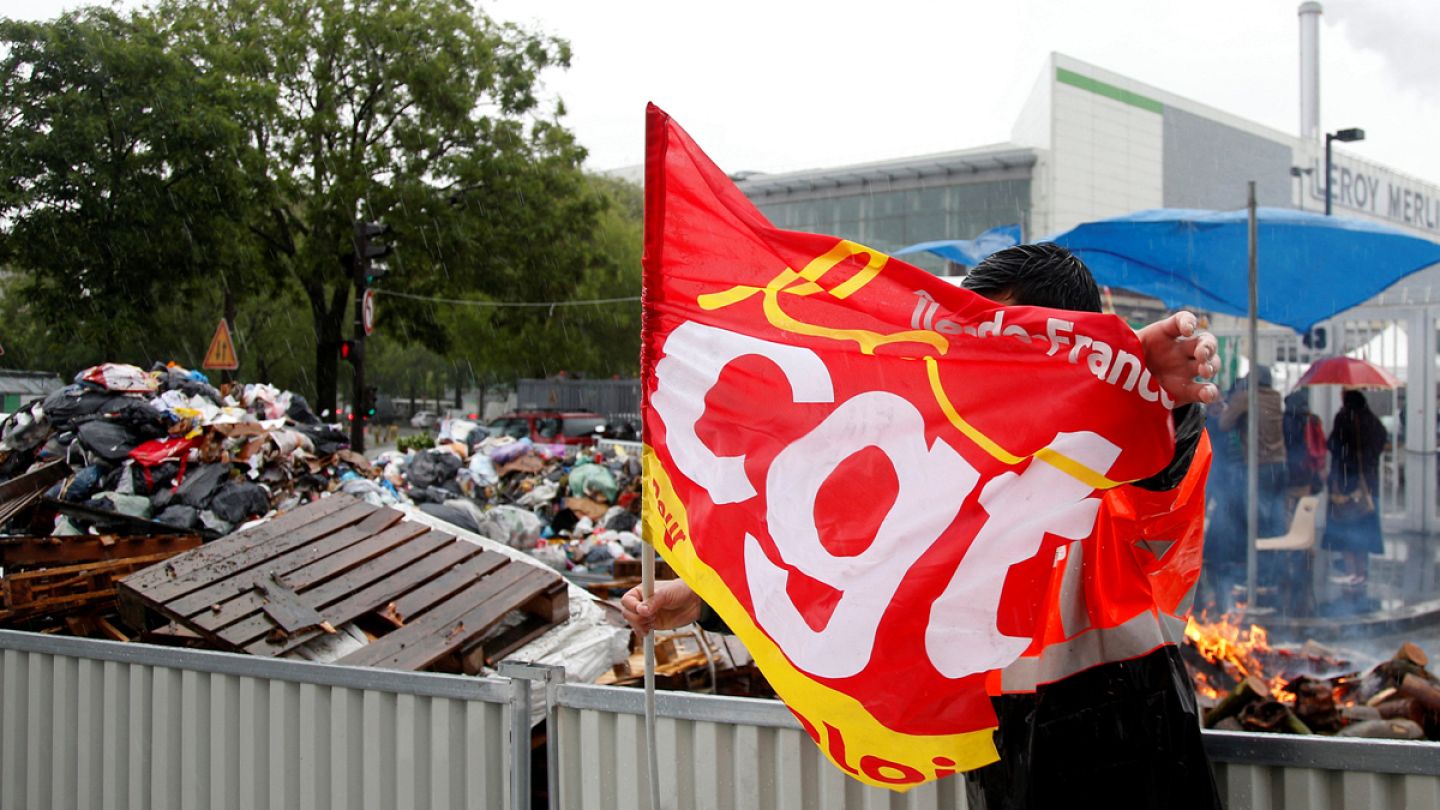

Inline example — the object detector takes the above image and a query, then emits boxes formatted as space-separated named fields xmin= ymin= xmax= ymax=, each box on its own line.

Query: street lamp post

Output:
xmin=1324 ymin=127 xmax=1366 ymax=215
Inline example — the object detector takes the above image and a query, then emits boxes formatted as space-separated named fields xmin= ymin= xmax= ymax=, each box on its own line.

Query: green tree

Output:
xmin=160 ymin=0 xmax=607 ymax=413
xmin=428 ymin=174 xmax=641 ymax=384
xmin=0 ymin=8 xmax=274 ymax=365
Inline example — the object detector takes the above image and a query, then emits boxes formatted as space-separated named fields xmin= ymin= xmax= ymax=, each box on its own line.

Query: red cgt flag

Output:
xmin=639 ymin=104 xmax=1206 ymax=791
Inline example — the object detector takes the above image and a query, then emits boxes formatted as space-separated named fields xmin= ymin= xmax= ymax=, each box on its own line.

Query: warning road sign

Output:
xmin=204 ymin=319 xmax=239 ymax=370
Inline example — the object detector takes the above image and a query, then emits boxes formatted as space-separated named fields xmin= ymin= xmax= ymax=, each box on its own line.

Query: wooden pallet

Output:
xmin=0 ymin=460 xmax=70 ymax=526
xmin=0 ymin=534 xmax=202 ymax=570
xmin=117 ymin=494 xmax=568 ymax=672
xmin=0 ymin=552 xmax=181 ymax=623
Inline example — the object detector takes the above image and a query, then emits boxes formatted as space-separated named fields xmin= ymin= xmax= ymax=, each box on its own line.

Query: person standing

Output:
xmin=1283 ymin=390 xmax=1326 ymax=503
xmin=1322 ymin=390 xmax=1389 ymax=585
xmin=1218 ymin=368 xmax=1288 ymax=537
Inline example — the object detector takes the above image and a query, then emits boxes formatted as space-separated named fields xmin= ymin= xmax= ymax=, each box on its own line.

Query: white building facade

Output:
xmin=737 ymin=52 xmax=1440 ymax=532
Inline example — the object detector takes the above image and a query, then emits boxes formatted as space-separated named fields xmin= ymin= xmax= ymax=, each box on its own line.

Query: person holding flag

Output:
xmin=637 ymin=104 xmax=1220 ymax=805
xmin=627 ymin=241 xmax=1221 ymax=809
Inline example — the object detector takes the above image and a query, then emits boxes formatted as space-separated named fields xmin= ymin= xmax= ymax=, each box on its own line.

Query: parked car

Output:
xmin=410 ymin=410 xmax=438 ymax=429
xmin=486 ymin=410 xmax=606 ymax=447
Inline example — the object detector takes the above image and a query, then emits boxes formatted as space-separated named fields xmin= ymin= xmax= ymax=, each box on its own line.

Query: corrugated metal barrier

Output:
xmin=516 ymin=378 xmax=641 ymax=424
xmin=7 ymin=629 xmax=1440 ymax=809
xmin=0 ymin=629 xmax=513 ymax=810
xmin=551 ymin=684 xmax=969 ymax=809
xmin=551 ymin=682 xmax=1440 ymax=810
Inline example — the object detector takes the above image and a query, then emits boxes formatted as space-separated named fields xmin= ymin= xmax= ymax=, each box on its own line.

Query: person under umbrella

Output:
xmin=1323 ymin=390 xmax=1389 ymax=585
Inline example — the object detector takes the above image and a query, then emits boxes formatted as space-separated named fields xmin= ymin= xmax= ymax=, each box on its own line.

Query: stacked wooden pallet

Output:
xmin=118 ymin=494 xmax=568 ymax=673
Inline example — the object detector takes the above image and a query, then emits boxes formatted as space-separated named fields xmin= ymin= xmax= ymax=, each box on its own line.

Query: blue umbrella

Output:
xmin=1047 ymin=207 xmax=1440 ymax=333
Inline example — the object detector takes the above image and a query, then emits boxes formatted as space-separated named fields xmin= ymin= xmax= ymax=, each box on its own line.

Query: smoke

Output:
xmin=1326 ymin=0 xmax=1440 ymax=100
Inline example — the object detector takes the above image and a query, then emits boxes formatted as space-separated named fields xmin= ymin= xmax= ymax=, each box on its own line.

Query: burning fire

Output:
xmin=1184 ymin=611 xmax=1293 ymax=702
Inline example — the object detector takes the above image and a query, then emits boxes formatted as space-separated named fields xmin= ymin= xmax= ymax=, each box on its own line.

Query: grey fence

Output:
xmin=550 ymin=681 xmax=1440 ymax=810
xmin=7 ymin=628 xmax=1440 ymax=810
xmin=516 ymin=379 xmax=641 ymax=425
xmin=0 ymin=629 xmax=515 ymax=810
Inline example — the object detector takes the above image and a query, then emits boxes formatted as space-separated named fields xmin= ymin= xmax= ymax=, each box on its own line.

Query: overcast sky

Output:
xmin=7 ymin=0 xmax=1440 ymax=184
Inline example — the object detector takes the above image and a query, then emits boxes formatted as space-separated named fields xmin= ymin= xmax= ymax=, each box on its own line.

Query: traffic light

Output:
xmin=355 ymin=221 xmax=393 ymax=285
xmin=362 ymin=385 xmax=378 ymax=419
xmin=340 ymin=339 xmax=361 ymax=364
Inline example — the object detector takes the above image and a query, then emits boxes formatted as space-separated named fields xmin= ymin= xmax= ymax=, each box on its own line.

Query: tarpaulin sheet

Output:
xmin=894 ymin=224 xmax=1022 ymax=267
xmin=1048 ymin=207 xmax=1440 ymax=333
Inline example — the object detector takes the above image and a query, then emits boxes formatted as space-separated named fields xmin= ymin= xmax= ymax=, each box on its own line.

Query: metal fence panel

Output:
xmin=9 ymin=629 xmax=1440 ymax=809
xmin=552 ymin=683 xmax=968 ymax=810
xmin=0 ymin=629 xmax=511 ymax=810
xmin=516 ymin=378 xmax=641 ymax=423
xmin=1206 ymin=730 xmax=1440 ymax=810
xmin=552 ymin=683 xmax=1440 ymax=810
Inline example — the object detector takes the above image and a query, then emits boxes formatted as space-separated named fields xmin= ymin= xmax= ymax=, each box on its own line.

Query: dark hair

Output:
xmin=1341 ymin=390 xmax=1370 ymax=411
xmin=962 ymin=243 xmax=1102 ymax=313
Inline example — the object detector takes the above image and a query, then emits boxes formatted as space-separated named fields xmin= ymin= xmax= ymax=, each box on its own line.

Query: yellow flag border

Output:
xmin=642 ymin=447 xmax=998 ymax=792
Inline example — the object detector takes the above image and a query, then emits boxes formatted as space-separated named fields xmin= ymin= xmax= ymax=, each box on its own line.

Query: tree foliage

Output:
xmin=159 ymin=0 xmax=609 ymax=411
xmin=0 ymin=0 xmax=636 ymax=407
xmin=0 ymin=7 xmax=271 ymax=359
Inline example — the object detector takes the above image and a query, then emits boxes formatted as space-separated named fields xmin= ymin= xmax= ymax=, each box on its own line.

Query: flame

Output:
xmin=1184 ymin=611 xmax=1292 ymax=702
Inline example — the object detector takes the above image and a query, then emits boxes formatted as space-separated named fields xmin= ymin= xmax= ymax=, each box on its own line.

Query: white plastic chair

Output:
xmin=1254 ymin=495 xmax=1320 ymax=614
xmin=1257 ymin=495 xmax=1319 ymax=551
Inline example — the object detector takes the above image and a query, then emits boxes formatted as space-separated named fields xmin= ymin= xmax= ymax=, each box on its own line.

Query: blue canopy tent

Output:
xmin=894 ymin=224 xmax=1022 ymax=267
xmin=1046 ymin=207 xmax=1440 ymax=334
xmin=1044 ymin=200 xmax=1440 ymax=616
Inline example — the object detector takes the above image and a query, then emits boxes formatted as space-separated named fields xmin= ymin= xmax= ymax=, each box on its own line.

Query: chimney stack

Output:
xmin=1299 ymin=2 xmax=1323 ymax=141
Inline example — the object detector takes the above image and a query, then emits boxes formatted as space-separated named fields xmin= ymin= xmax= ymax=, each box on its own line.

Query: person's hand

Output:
xmin=620 ymin=579 xmax=703 ymax=636
xmin=1137 ymin=311 xmax=1220 ymax=406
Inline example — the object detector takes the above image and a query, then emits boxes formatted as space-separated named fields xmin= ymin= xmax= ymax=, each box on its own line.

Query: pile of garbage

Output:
xmin=372 ymin=417 xmax=645 ymax=575
xmin=0 ymin=362 xmax=363 ymax=537
xmin=0 ymin=362 xmax=645 ymax=577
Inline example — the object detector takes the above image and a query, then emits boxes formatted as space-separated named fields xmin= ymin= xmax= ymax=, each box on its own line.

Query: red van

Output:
xmin=485 ymin=410 xmax=606 ymax=447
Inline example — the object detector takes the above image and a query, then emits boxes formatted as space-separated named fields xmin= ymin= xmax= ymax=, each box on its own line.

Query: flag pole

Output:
xmin=1245 ymin=180 xmax=1260 ymax=614
xmin=642 ymin=538 xmax=661 ymax=809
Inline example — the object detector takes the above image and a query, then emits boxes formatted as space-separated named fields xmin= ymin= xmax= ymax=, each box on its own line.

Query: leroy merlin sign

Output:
xmin=1307 ymin=156 xmax=1440 ymax=233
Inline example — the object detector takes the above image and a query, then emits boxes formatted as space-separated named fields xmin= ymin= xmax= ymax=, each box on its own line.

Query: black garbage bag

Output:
xmin=417 ymin=502 xmax=482 ymax=534
xmin=156 ymin=366 xmax=222 ymax=403
xmin=582 ymin=543 xmax=615 ymax=572
xmin=548 ymin=507 xmax=579 ymax=537
xmin=76 ymin=420 xmax=142 ymax=463
xmin=0 ymin=450 xmax=37 ymax=480
xmin=130 ymin=460 xmax=181 ymax=496
xmin=174 ymin=462 xmax=231 ymax=509
xmin=96 ymin=398 xmax=170 ymax=441
xmin=291 ymin=472 xmax=330 ymax=495
xmin=156 ymin=504 xmax=202 ymax=530
xmin=43 ymin=385 xmax=131 ymax=431
xmin=409 ymin=484 xmax=461 ymax=505
xmin=1 ymin=401 xmax=52 ymax=454
xmin=407 ymin=450 xmax=462 ymax=489
xmin=295 ymin=423 xmax=348 ymax=456
xmin=603 ymin=509 xmax=639 ymax=533
xmin=209 ymin=481 xmax=270 ymax=524
xmin=286 ymin=394 xmax=322 ymax=425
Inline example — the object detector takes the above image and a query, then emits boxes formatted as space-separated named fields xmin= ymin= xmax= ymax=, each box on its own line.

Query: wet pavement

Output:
xmin=1239 ymin=527 xmax=1440 ymax=661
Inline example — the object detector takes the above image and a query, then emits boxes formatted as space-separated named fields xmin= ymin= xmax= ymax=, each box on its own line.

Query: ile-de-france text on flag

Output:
xmin=639 ymin=104 xmax=1206 ymax=791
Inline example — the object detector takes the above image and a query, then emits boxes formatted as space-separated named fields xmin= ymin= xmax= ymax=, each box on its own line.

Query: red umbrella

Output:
xmin=1294 ymin=356 xmax=1402 ymax=389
